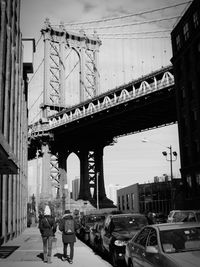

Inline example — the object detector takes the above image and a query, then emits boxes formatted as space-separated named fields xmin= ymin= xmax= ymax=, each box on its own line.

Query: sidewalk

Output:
xmin=0 ymin=227 xmax=112 ymax=267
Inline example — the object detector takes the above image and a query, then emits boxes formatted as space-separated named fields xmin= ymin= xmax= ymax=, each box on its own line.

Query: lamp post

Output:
xmin=162 ymin=145 xmax=177 ymax=182
xmin=96 ymin=172 xmax=99 ymax=210
xmin=142 ymin=138 xmax=178 ymax=209
xmin=162 ymin=145 xmax=177 ymax=210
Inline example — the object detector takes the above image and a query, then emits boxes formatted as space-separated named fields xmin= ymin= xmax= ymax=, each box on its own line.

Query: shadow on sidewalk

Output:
xmin=54 ymin=252 xmax=63 ymax=261
xmin=0 ymin=246 xmax=20 ymax=259
xmin=36 ymin=252 xmax=43 ymax=261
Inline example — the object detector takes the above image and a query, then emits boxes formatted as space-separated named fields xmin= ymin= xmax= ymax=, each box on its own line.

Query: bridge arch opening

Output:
xmin=67 ymin=152 xmax=80 ymax=199
xmin=64 ymin=47 xmax=80 ymax=107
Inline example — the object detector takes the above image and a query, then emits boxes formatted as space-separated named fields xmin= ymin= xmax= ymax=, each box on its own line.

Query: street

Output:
xmin=0 ymin=227 xmax=112 ymax=267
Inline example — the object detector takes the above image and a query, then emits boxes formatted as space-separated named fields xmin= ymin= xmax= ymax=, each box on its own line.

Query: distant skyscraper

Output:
xmin=107 ymin=184 xmax=123 ymax=205
xmin=72 ymin=177 xmax=80 ymax=200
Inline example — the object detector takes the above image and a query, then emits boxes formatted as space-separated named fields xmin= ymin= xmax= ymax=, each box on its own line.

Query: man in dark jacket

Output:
xmin=59 ymin=209 xmax=78 ymax=264
xmin=38 ymin=205 xmax=57 ymax=264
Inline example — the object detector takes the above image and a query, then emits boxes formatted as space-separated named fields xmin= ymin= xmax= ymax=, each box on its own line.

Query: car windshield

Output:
xmin=112 ymin=216 xmax=147 ymax=231
xmin=160 ymin=226 xmax=200 ymax=253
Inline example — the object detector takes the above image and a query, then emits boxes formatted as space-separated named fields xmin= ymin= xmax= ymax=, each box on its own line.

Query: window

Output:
xmin=193 ymin=12 xmax=199 ymax=28
xmin=181 ymin=86 xmax=186 ymax=99
xmin=183 ymin=23 xmax=189 ymax=41
xmin=147 ymin=229 xmax=158 ymax=247
xmin=118 ymin=196 xmax=121 ymax=210
xmin=122 ymin=195 xmax=125 ymax=210
xmin=187 ymin=175 xmax=192 ymax=188
xmin=196 ymin=173 xmax=200 ymax=185
xmin=126 ymin=194 xmax=130 ymax=210
xmin=131 ymin=193 xmax=135 ymax=210
xmin=134 ymin=227 xmax=151 ymax=247
xmin=190 ymin=110 xmax=197 ymax=130
xmin=176 ymin=34 xmax=181 ymax=50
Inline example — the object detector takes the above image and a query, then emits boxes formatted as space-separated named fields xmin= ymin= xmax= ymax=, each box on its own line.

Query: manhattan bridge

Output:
xmin=27 ymin=3 xmax=188 ymax=209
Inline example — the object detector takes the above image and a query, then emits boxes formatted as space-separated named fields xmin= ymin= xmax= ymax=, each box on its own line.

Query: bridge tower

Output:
xmin=40 ymin=18 xmax=101 ymax=117
xmin=35 ymin=19 xmax=115 ymax=208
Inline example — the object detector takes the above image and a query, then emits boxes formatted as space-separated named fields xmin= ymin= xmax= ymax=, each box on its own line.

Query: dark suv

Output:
xmin=100 ymin=213 xmax=148 ymax=267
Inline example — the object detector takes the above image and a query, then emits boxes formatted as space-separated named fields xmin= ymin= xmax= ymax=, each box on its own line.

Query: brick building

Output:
xmin=171 ymin=0 xmax=200 ymax=209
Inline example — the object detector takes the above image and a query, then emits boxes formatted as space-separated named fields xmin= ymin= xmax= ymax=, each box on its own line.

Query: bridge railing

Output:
xmin=28 ymin=67 xmax=174 ymax=138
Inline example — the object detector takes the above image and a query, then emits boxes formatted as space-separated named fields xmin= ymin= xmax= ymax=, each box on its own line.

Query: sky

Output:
xmin=22 ymin=0 xmax=191 ymax=193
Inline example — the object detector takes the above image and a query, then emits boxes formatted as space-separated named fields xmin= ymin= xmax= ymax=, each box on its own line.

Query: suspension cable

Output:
xmin=30 ymin=110 xmax=42 ymax=124
xmin=66 ymin=16 xmax=180 ymax=31
xmin=93 ymin=29 xmax=171 ymax=36
xmin=100 ymin=36 xmax=170 ymax=40
xmin=35 ymin=33 xmax=43 ymax=48
xmin=52 ymin=1 xmax=191 ymax=26
xmin=28 ymin=58 xmax=44 ymax=84
xmin=29 ymin=91 xmax=43 ymax=111
xmin=65 ymin=60 xmax=79 ymax=80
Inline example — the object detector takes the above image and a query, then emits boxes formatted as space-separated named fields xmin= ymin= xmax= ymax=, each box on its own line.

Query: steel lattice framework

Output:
xmin=40 ymin=18 xmax=101 ymax=118
xmin=28 ymin=65 xmax=174 ymax=136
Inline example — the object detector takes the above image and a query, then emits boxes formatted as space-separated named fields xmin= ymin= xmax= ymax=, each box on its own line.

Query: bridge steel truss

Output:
xmin=29 ymin=64 xmax=176 ymax=208
xmin=40 ymin=19 xmax=101 ymax=117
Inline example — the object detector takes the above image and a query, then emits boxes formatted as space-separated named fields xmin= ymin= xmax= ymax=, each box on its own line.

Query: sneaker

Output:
xmin=61 ymin=256 xmax=67 ymax=261
xmin=69 ymin=259 xmax=73 ymax=264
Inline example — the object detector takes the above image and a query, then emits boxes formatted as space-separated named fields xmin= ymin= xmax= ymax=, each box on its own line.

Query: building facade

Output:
xmin=0 ymin=0 xmax=33 ymax=244
xmin=171 ymin=0 xmax=200 ymax=209
xmin=117 ymin=179 xmax=182 ymax=216
xmin=107 ymin=184 xmax=123 ymax=205
xmin=117 ymin=184 xmax=140 ymax=213
xmin=72 ymin=177 xmax=80 ymax=201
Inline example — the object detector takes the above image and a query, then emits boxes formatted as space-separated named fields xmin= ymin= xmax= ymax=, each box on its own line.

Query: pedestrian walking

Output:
xmin=59 ymin=209 xmax=78 ymax=264
xmin=38 ymin=205 xmax=57 ymax=264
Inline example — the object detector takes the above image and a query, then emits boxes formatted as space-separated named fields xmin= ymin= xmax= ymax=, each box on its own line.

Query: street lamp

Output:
xmin=141 ymin=139 xmax=177 ymax=180
xmin=96 ymin=172 xmax=99 ymax=210
xmin=162 ymin=145 xmax=177 ymax=209
xmin=142 ymin=138 xmax=178 ymax=209
xmin=162 ymin=145 xmax=177 ymax=181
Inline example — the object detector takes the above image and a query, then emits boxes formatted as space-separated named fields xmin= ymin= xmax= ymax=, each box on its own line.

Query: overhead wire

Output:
xmin=65 ymin=16 xmax=181 ymax=31
xmin=97 ymin=29 xmax=171 ymax=36
xmin=52 ymin=1 xmax=191 ymax=26
xmin=100 ymin=36 xmax=170 ymax=40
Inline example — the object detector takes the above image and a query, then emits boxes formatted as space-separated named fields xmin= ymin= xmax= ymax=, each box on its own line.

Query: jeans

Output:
xmin=42 ymin=236 xmax=53 ymax=257
xmin=63 ymin=242 xmax=74 ymax=260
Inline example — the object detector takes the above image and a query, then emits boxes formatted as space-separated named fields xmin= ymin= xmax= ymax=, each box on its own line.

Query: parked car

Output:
xmin=100 ymin=213 xmax=148 ymax=267
xmin=78 ymin=214 xmax=106 ymax=243
xmin=125 ymin=222 xmax=200 ymax=267
xmin=167 ymin=210 xmax=200 ymax=223
xmin=154 ymin=212 xmax=167 ymax=224
xmin=89 ymin=221 xmax=104 ymax=251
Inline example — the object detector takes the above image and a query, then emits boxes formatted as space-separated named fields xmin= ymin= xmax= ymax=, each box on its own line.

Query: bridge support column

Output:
xmin=78 ymin=150 xmax=92 ymax=200
xmin=58 ymin=153 xmax=69 ymax=212
xmin=40 ymin=143 xmax=52 ymax=201
xmin=94 ymin=146 xmax=115 ymax=208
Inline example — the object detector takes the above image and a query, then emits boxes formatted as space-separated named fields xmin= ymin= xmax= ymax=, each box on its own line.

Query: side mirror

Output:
xmin=146 ymin=246 xmax=158 ymax=254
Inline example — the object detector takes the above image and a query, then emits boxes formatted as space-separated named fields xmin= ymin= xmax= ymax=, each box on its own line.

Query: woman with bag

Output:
xmin=38 ymin=205 xmax=57 ymax=264
xmin=59 ymin=209 xmax=78 ymax=264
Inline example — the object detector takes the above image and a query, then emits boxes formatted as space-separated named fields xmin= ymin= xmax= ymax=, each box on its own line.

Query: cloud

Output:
xmin=83 ymin=2 xmax=97 ymax=13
